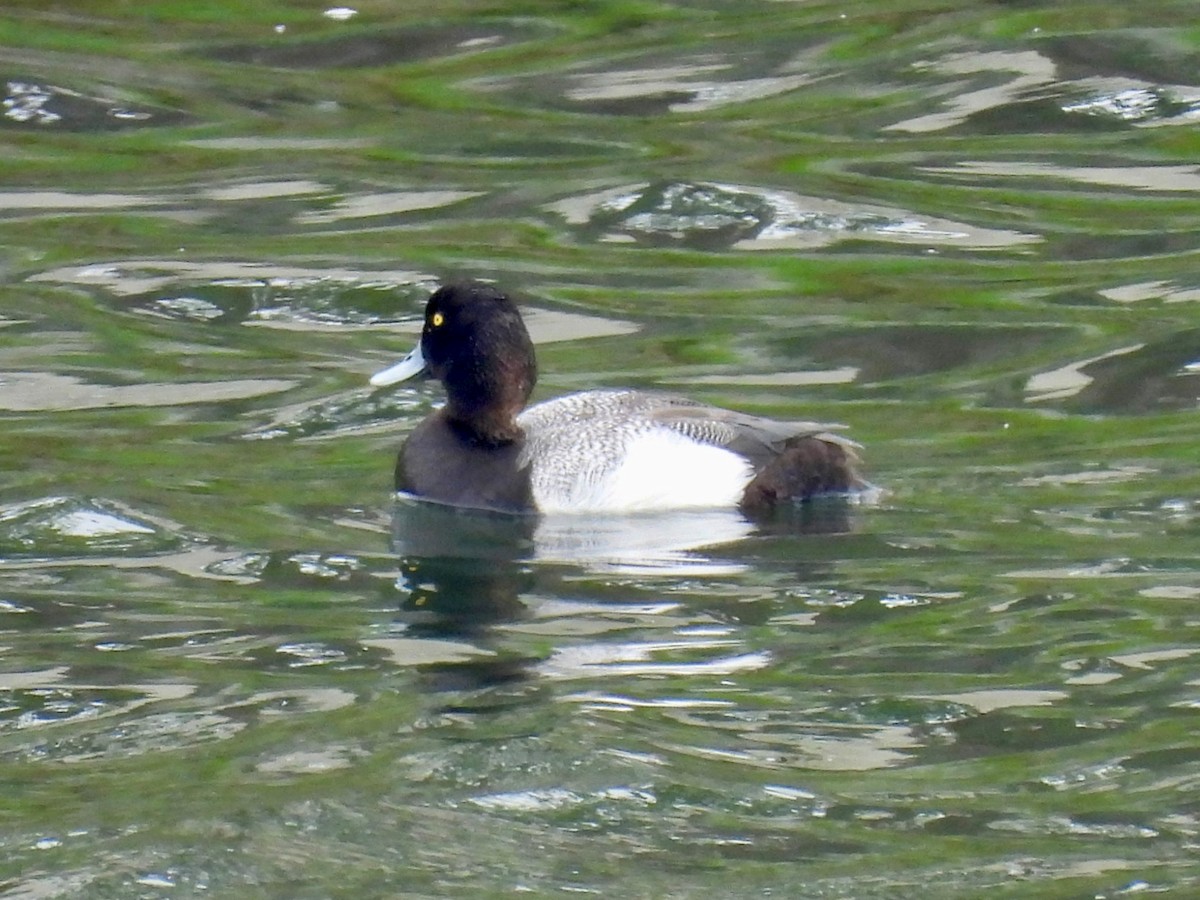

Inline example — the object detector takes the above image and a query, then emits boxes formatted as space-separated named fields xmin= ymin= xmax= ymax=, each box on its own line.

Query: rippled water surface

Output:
xmin=2 ymin=2 xmax=1199 ymax=897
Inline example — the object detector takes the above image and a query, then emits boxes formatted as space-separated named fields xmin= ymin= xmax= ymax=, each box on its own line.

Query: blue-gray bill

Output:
xmin=369 ymin=343 xmax=427 ymax=387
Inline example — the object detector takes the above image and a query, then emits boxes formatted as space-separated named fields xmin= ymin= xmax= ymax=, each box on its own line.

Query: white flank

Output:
xmin=532 ymin=428 xmax=752 ymax=514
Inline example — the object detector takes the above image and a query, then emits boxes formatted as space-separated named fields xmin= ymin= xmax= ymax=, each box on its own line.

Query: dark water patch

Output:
xmin=208 ymin=21 xmax=549 ymax=69
xmin=413 ymin=133 xmax=643 ymax=167
xmin=1050 ymin=230 xmax=1200 ymax=262
xmin=763 ymin=324 xmax=1074 ymax=384
xmin=1040 ymin=33 xmax=1200 ymax=89
xmin=822 ymin=640 xmax=1044 ymax=676
xmin=958 ymin=95 xmax=1132 ymax=133
xmin=1020 ymin=329 xmax=1200 ymax=414
xmin=1 ymin=76 xmax=187 ymax=130
xmin=1126 ymin=745 xmax=1200 ymax=772
xmin=950 ymin=709 xmax=1110 ymax=754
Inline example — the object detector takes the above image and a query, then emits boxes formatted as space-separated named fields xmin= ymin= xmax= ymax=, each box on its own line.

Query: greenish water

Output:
xmin=2 ymin=1 xmax=1199 ymax=896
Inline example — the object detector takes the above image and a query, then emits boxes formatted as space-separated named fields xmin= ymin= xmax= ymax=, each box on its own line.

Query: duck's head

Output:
xmin=371 ymin=282 xmax=538 ymax=441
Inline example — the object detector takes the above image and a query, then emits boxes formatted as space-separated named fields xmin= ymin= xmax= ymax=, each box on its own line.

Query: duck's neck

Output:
xmin=445 ymin=401 xmax=524 ymax=446
xmin=443 ymin=357 xmax=535 ymax=447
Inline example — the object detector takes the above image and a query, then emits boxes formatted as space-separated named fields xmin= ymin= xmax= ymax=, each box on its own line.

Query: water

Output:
xmin=2 ymin=2 xmax=1199 ymax=896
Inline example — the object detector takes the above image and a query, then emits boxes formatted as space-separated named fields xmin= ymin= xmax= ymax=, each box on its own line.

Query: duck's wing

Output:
xmin=648 ymin=398 xmax=866 ymax=505
xmin=647 ymin=400 xmax=855 ymax=468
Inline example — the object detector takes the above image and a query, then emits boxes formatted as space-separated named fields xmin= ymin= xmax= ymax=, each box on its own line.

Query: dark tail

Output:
xmin=739 ymin=436 xmax=862 ymax=515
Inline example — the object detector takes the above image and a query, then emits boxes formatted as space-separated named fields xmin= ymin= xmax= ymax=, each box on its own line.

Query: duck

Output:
xmin=370 ymin=282 xmax=864 ymax=515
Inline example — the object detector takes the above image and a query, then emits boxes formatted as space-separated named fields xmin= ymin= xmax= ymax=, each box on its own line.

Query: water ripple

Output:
xmin=547 ymin=180 xmax=1038 ymax=250
xmin=0 ymin=496 xmax=185 ymax=558
xmin=2 ymin=77 xmax=185 ymax=130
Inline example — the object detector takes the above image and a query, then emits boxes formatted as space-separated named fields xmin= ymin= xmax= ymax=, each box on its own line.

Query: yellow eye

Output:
xmin=431 ymin=312 xmax=444 ymax=327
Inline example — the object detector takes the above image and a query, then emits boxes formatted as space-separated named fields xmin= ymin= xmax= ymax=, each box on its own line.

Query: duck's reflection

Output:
xmin=390 ymin=494 xmax=858 ymax=631
xmin=392 ymin=501 xmax=537 ymax=635
xmin=385 ymin=493 xmax=859 ymax=693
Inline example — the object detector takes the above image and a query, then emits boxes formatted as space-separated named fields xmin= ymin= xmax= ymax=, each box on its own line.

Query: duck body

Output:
xmin=372 ymin=283 xmax=863 ymax=516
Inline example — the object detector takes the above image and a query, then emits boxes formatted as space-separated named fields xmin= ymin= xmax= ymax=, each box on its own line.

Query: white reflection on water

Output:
xmin=922 ymin=689 xmax=1067 ymax=714
xmin=666 ymin=721 xmax=921 ymax=771
xmin=257 ymin=745 xmax=363 ymax=775
xmin=531 ymin=509 xmax=755 ymax=575
xmin=0 ymin=496 xmax=189 ymax=559
xmin=0 ymin=544 xmax=273 ymax=585
xmin=0 ymin=190 xmax=167 ymax=210
xmin=202 ymin=179 xmax=329 ymax=201
xmin=887 ymin=50 xmax=1057 ymax=133
xmin=1063 ymin=85 xmax=1162 ymax=120
xmin=924 ymin=161 xmax=1200 ymax=192
xmin=29 ymin=259 xmax=433 ymax=296
xmin=0 ymin=671 xmax=196 ymax=731
xmin=296 ymin=190 xmax=484 ymax=224
xmin=1002 ymin=558 xmax=1143 ymax=579
xmin=547 ymin=181 xmax=1039 ymax=250
xmin=248 ymin=687 xmax=357 ymax=714
xmin=537 ymin=640 xmax=771 ymax=679
xmin=1023 ymin=344 xmax=1144 ymax=402
xmin=564 ymin=60 xmax=815 ymax=113
xmin=185 ymin=136 xmax=375 ymax=150
xmin=669 ymin=367 xmax=859 ymax=387
xmin=1107 ymin=648 xmax=1200 ymax=670
xmin=1018 ymin=465 xmax=1156 ymax=486
xmin=562 ymin=691 xmax=735 ymax=712
xmin=362 ymin=636 xmax=496 ymax=666
xmin=1100 ymin=280 xmax=1200 ymax=303
xmin=0 ymin=496 xmax=158 ymax=538
xmin=0 ymin=372 xmax=296 ymax=411
xmin=1063 ymin=78 xmax=1200 ymax=127
xmin=1139 ymin=586 xmax=1200 ymax=599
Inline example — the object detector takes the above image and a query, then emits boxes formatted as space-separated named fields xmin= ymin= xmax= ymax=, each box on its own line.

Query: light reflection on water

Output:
xmin=547 ymin=180 xmax=1039 ymax=250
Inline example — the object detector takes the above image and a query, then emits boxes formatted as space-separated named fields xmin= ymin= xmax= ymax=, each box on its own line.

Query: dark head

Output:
xmin=371 ymin=282 xmax=538 ymax=443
